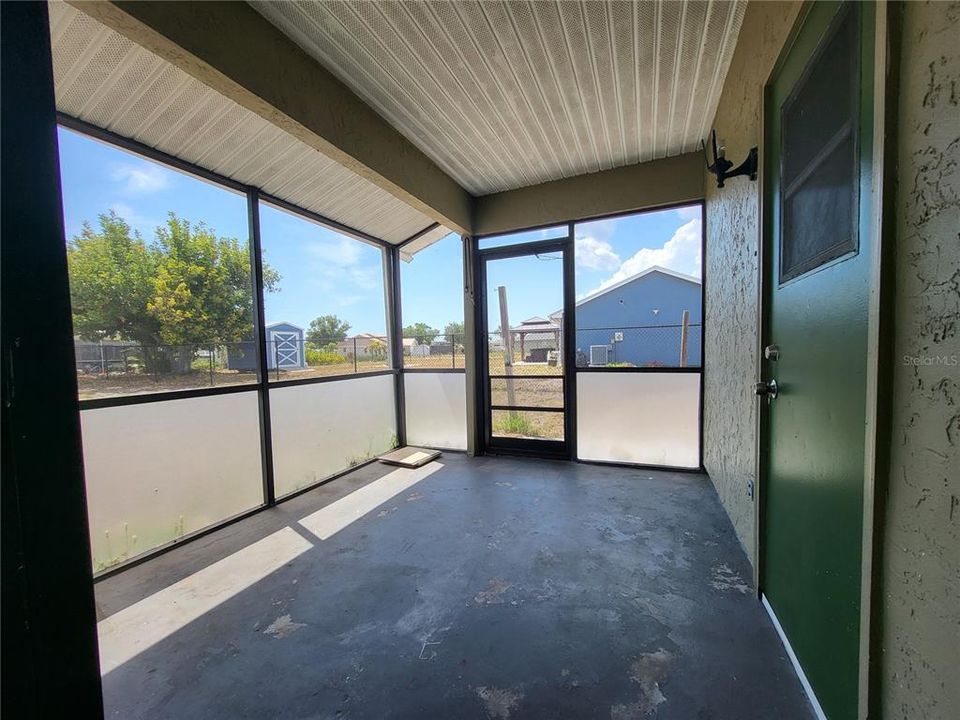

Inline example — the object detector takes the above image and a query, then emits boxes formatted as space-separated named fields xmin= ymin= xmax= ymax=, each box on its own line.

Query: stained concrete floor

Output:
xmin=95 ymin=454 xmax=813 ymax=719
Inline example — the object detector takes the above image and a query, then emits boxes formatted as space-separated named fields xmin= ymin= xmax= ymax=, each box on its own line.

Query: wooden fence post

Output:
xmin=679 ymin=310 xmax=690 ymax=368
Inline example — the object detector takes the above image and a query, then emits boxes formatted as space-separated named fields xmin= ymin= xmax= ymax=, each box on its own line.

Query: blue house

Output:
xmin=227 ymin=321 xmax=307 ymax=371
xmin=552 ymin=266 xmax=702 ymax=368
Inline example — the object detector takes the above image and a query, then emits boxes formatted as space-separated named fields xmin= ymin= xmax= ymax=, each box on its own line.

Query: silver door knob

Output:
xmin=754 ymin=379 xmax=778 ymax=400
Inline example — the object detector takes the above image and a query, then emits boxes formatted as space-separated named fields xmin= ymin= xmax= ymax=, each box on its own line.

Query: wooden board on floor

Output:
xmin=378 ymin=446 xmax=441 ymax=468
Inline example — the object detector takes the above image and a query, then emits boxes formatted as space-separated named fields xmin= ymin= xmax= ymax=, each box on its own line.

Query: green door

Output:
xmin=761 ymin=3 xmax=874 ymax=719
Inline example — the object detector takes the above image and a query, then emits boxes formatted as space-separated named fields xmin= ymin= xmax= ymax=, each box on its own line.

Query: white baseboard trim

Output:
xmin=761 ymin=593 xmax=828 ymax=720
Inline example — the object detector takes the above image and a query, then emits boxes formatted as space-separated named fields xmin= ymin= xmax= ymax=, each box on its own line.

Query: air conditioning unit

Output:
xmin=589 ymin=345 xmax=610 ymax=367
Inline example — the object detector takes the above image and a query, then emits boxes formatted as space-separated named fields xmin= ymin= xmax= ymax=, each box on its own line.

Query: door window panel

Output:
xmin=779 ymin=3 xmax=859 ymax=283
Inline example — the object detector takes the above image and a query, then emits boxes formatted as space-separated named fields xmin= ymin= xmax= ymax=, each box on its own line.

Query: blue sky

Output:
xmin=473 ymin=208 xmax=702 ymax=328
xmin=57 ymin=127 xmax=701 ymax=336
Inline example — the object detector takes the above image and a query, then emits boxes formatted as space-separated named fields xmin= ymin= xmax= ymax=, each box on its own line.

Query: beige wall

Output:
xmin=702 ymin=0 xmax=802 ymax=566
xmin=474 ymin=152 xmax=704 ymax=237
xmin=880 ymin=2 xmax=960 ymax=717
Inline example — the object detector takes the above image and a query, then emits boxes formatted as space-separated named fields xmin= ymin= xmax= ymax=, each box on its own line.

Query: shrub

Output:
xmin=368 ymin=338 xmax=386 ymax=360
xmin=493 ymin=411 xmax=538 ymax=437
xmin=306 ymin=348 xmax=347 ymax=366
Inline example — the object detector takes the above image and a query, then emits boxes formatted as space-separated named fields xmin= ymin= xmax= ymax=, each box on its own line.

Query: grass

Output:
xmin=493 ymin=411 xmax=537 ymax=437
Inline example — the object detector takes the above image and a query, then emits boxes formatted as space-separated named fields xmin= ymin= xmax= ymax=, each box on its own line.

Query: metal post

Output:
xmin=463 ymin=235 xmax=478 ymax=455
xmin=384 ymin=245 xmax=405 ymax=447
xmin=209 ymin=344 xmax=214 ymax=386
xmin=1 ymin=3 xmax=104 ymax=711
xmin=353 ymin=338 xmax=358 ymax=373
xmin=246 ymin=189 xmax=275 ymax=506
xmin=563 ymin=222 xmax=577 ymax=458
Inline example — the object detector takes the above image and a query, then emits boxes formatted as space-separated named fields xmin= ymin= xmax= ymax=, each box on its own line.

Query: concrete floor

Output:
xmin=95 ymin=454 xmax=813 ymax=719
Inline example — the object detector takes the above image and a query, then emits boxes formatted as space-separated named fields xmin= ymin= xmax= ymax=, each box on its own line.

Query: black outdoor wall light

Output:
xmin=701 ymin=129 xmax=758 ymax=188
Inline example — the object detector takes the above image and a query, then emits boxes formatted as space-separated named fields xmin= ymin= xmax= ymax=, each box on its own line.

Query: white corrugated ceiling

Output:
xmin=251 ymin=0 xmax=747 ymax=196
xmin=47 ymin=1 xmax=445 ymax=245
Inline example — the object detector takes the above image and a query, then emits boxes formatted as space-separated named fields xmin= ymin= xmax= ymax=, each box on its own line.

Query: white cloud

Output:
xmin=585 ymin=218 xmax=702 ymax=296
xmin=110 ymin=162 xmax=170 ymax=194
xmin=575 ymin=235 xmax=621 ymax=271
xmin=577 ymin=217 xmax=618 ymax=242
xmin=675 ymin=205 xmax=702 ymax=221
xmin=307 ymin=237 xmax=380 ymax=292
xmin=334 ymin=294 xmax=362 ymax=307
xmin=108 ymin=203 xmax=160 ymax=239
xmin=307 ymin=237 xmax=363 ymax=268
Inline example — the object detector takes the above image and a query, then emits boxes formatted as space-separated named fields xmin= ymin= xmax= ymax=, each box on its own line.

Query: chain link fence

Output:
xmin=574 ymin=323 xmax=702 ymax=368
xmin=74 ymin=321 xmax=701 ymax=399
xmin=401 ymin=333 xmax=464 ymax=369
xmin=74 ymin=335 xmax=393 ymax=399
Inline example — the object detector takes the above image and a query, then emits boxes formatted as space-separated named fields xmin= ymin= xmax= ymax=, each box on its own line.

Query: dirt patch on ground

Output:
xmin=473 ymin=578 xmax=513 ymax=605
xmin=710 ymin=563 xmax=751 ymax=594
xmin=474 ymin=685 xmax=523 ymax=719
xmin=263 ymin=614 xmax=305 ymax=639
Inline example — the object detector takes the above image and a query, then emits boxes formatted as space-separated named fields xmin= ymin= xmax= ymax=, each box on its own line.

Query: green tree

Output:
xmin=307 ymin=315 xmax=351 ymax=348
xmin=403 ymin=322 xmax=439 ymax=345
xmin=67 ymin=210 xmax=279 ymax=371
xmin=368 ymin=337 xmax=386 ymax=361
xmin=148 ymin=214 xmax=279 ymax=345
xmin=67 ymin=212 xmax=160 ymax=347
xmin=443 ymin=321 xmax=465 ymax=342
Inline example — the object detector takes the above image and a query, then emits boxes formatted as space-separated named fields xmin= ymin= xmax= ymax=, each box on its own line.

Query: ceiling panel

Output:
xmin=251 ymin=0 xmax=747 ymax=196
xmin=47 ymin=1 xmax=446 ymax=245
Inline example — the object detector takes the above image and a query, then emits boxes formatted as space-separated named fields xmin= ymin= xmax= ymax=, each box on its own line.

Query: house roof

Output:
xmin=266 ymin=320 xmax=303 ymax=331
xmin=341 ymin=332 xmax=384 ymax=341
xmin=510 ymin=316 xmax=559 ymax=333
xmin=551 ymin=266 xmax=701 ymax=319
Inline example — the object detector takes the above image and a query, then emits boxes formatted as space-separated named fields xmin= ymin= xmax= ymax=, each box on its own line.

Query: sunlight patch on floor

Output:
xmin=97 ymin=526 xmax=313 ymax=674
xmin=97 ymin=463 xmax=445 ymax=675
xmin=297 ymin=463 xmax=443 ymax=541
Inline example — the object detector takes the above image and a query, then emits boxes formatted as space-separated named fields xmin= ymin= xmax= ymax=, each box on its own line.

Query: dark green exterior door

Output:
xmin=761 ymin=3 xmax=874 ymax=719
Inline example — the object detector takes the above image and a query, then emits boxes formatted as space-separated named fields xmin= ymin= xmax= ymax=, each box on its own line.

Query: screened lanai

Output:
xmin=50 ymin=0 xmax=713 ymax=572
xmin=7 ymin=2 xmax=952 ymax=720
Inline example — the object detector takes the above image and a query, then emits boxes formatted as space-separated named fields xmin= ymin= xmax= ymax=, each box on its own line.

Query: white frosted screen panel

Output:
xmin=271 ymin=374 xmax=397 ymax=497
xmin=577 ymin=373 xmax=700 ymax=468
xmin=403 ymin=373 xmax=467 ymax=450
xmin=80 ymin=392 xmax=264 ymax=571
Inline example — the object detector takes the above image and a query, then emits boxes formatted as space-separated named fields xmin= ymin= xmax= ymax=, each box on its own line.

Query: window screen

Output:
xmin=780 ymin=3 xmax=859 ymax=284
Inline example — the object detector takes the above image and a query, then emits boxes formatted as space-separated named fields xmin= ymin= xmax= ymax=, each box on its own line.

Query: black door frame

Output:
xmin=473 ymin=231 xmax=577 ymax=459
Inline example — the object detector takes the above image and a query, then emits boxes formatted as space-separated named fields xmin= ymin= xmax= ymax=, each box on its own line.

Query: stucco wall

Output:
xmin=702 ymin=1 xmax=802 ymax=565
xmin=881 ymin=2 xmax=960 ymax=717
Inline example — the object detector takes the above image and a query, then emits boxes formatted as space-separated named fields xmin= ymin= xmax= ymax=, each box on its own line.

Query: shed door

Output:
xmin=270 ymin=330 xmax=301 ymax=369
xmin=759 ymin=3 xmax=874 ymax=719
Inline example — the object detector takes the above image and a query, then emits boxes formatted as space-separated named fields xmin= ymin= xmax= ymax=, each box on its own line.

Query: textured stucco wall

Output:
xmin=703 ymin=1 xmax=802 ymax=566
xmin=881 ymin=2 xmax=960 ymax=718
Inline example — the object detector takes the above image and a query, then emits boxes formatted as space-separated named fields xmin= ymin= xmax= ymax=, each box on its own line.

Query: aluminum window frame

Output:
xmin=58 ymin=115 xmax=406 ymax=579
xmin=472 ymin=200 xmax=706 ymax=470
